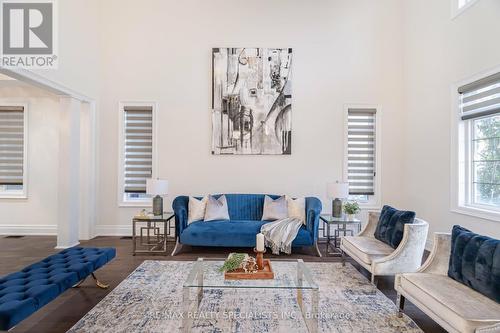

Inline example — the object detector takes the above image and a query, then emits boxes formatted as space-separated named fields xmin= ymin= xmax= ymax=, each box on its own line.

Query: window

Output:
xmin=344 ymin=106 xmax=380 ymax=207
xmin=456 ymin=72 xmax=500 ymax=216
xmin=118 ymin=103 xmax=156 ymax=206
xmin=0 ymin=104 xmax=27 ymax=198
xmin=471 ymin=116 xmax=499 ymax=207
xmin=452 ymin=0 xmax=480 ymax=18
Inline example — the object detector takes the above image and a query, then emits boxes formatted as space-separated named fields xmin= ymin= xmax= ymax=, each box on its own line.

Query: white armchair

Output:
xmin=395 ymin=233 xmax=500 ymax=333
xmin=340 ymin=211 xmax=429 ymax=284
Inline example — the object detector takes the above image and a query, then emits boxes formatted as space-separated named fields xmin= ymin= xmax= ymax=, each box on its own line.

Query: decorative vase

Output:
xmin=347 ymin=214 xmax=355 ymax=221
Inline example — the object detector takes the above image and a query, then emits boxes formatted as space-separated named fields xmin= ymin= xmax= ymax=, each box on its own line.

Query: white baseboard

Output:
xmin=95 ymin=224 xmax=131 ymax=236
xmin=55 ymin=241 xmax=80 ymax=249
xmin=0 ymin=224 xmax=57 ymax=235
xmin=0 ymin=224 xmax=133 ymax=237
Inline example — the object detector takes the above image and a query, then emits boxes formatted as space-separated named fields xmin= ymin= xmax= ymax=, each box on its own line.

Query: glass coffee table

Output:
xmin=182 ymin=258 xmax=319 ymax=332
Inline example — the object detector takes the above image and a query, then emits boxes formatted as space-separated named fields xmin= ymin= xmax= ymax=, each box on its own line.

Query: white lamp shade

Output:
xmin=327 ymin=182 xmax=349 ymax=199
xmin=146 ymin=178 xmax=169 ymax=196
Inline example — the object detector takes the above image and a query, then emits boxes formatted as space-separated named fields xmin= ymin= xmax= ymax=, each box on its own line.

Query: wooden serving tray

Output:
xmin=224 ymin=259 xmax=275 ymax=280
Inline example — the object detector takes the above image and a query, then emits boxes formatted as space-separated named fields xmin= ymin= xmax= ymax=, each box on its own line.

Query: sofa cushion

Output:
xmin=181 ymin=220 xmax=312 ymax=247
xmin=287 ymin=197 xmax=306 ymax=225
xmin=341 ymin=236 xmax=394 ymax=265
xmin=374 ymin=205 xmax=415 ymax=249
xmin=262 ymin=195 xmax=288 ymax=221
xmin=399 ymin=273 xmax=500 ymax=333
xmin=204 ymin=195 xmax=230 ymax=222
xmin=448 ymin=225 xmax=500 ymax=303
xmin=188 ymin=196 xmax=207 ymax=224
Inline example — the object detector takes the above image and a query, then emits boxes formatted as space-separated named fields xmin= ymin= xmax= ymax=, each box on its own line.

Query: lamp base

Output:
xmin=332 ymin=198 xmax=342 ymax=218
xmin=153 ymin=195 xmax=163 ymax=216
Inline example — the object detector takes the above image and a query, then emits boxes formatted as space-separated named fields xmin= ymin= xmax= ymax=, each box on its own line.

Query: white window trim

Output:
xmin=343 ymin=104 xmax=382 ymax=210
xmin=0 ymin=101 xmax=28 ymax=199
xmin=451 ymin=0 xmax=480 ymax=20
xmin=450 ymin=66 xmax=500 ymax=222
xmin=117 ymin=101 xmax=158 ymax=207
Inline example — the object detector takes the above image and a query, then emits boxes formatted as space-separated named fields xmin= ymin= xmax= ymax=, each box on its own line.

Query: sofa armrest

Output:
xmin=476 ymin=322 xmax=500 ymax=333
xmin=372 ymin=218 xmax=429 ymax=276
xmin=305 ymin=197 xmax=322 ymax=243
xmin=358 ymin=211 xmax=380 ymax=238
xmin=417 ymin=232 xmax=451 ymax=275
xmin=172 ymin=196 xmax=189 ymax=237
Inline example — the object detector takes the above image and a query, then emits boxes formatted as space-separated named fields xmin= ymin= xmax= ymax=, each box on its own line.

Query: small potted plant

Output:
xmin=343 ymin=201 xmax=360 ymax=220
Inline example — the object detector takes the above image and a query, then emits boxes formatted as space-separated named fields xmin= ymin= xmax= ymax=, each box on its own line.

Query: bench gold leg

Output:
xmin=91 ymin=273 xmax=110 ymax=289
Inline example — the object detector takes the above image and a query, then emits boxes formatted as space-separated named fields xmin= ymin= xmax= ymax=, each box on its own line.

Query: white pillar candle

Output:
xmin=256 ymin=233 xmax=265 ymax=252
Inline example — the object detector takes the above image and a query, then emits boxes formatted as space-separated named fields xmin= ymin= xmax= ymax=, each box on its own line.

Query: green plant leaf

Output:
xmin=219 ymin=253 xmax=246 ymax=272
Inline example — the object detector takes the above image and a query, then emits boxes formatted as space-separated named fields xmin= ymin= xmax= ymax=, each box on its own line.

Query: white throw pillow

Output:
xmin=188 ymin=196 xmax=207 ymax=224
xmin=287 ymin=197 xmax=306 ymax=225
xmin=204 ymin=195 xmax=230 ymax=221
xmin=261 ymin=195 xmax=288 ymax=221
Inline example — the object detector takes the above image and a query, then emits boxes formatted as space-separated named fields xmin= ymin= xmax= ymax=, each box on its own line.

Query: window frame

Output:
xmin=0 ymin=101 xmax=28 ymax=199
xmin=451 ymin=0 xmax=480 ymax=19
xmin=343 ymin=104 xmax=382 ymax=210
xmin=451 ymin=67 xmax=500 ymax=221
xmin=117 ymin=101 xmax=158 ymax=207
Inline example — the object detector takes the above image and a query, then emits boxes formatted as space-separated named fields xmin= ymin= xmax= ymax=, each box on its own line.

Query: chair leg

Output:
xmin=91 ymin=273 xmax=110 ymax=289
xmin=371 ymin=273 xmax=378 ymax=286
xmin=396 ymin=293 xmax=405 ymax=317
xmin=313 ymin=241 xmax=322 ymax=257
xmin=341 ymin=250 xmax=346 ymax=266
xmin=171 ymin=237 xmax=183 ymax=256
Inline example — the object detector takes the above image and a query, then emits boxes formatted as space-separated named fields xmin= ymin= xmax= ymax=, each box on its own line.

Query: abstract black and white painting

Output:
xmin=212 ymin=48 xmax=292 ymax=155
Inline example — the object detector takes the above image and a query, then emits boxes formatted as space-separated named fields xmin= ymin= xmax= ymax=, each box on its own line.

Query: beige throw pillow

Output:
xmin=287 ymin=197 xmax=306 ymax=225
xmin=188 ymin=196 xmax=207 ymax=224
xmin=204 ymin=195 xmax=230 ymax=221
xmin=261 ymin=195 xmax=288 ymax=221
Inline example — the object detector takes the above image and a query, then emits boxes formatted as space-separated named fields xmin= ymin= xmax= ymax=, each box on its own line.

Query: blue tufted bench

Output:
xmin=0 ymin=247 xmax=116 ymax=331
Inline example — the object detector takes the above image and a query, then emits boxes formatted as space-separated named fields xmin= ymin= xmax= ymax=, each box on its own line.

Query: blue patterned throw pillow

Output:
xmin=374 ymin=205 xmax=415 ymax=248
xmin=448 ymin=225 xmax=500 ymax=303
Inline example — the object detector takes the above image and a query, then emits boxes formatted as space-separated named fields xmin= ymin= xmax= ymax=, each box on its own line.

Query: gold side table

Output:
xmin=132 ymin=212 xmax=175 ymax=255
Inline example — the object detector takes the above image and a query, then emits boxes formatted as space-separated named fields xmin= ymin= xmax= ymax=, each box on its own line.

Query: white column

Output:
xmin=56 ymin=97 xmax=81 ymax=249
xmin=79 ymin=101 xmax=97 ymax=240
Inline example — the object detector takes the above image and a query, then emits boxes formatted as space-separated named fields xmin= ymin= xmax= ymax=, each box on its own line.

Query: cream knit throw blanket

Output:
xmin=260 ymin=217 xmax=303 ymax=255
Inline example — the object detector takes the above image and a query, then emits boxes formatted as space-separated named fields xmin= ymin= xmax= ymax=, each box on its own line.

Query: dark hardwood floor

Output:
xmin=0 ymin=236 xmax=445 ymax=333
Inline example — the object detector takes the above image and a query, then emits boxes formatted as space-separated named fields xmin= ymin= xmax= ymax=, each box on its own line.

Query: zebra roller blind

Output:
xmin=123 ymin=106 xmax=153 ymax=193
xmin=0 ymin=106 xmax=24 ymax=186
xmin=347 ymin=108 xmax=376 ymax=195
xmin=458 ymin=72 xmax=500 ymax=120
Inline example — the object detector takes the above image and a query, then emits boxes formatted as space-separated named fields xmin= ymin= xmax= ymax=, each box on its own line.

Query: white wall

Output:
xmin=0 ymin=83 xmax=60 ymax=234
xmin=402 ymin=0 xmax=500 ymax=241
xmin=95 ymin=0 xmax=407 ymax=232
xmin=8 ymin=0 xmax=499 ymax=242
xmin=32 ymin=0 xmax=101 ymax=98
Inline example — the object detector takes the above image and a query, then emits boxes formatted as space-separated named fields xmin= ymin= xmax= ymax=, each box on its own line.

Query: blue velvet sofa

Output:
xmin=171 ymin=194 xmax=322 ymax=256
xmin=0 ymin=247 xmax=115 ymax=331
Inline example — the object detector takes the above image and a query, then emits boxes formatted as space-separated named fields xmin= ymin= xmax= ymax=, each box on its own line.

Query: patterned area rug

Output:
xmin=68 ymin=261 xmax=421 ymax=333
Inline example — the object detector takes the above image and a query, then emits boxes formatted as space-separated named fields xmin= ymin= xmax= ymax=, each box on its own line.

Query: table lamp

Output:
xmin=327 ymin=181 xmax=349 ymax=218
xmin=146 ymin=178 xmax=169 ymax=216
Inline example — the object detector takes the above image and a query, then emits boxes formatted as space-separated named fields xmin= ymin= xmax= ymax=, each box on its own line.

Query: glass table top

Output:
xmin=133 ymin=212 xmax=174 ymax=221
xmin=320 ymin=214 xmax=361 ymax=223
xmin=183 ymin=258 xmax=318 ymax=290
